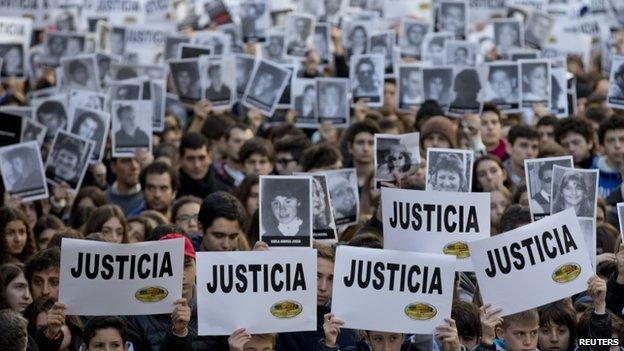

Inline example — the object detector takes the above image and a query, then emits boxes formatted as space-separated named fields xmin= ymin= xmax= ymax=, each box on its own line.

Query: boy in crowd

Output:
xmin=240 ymin=137 xmax=274 ymax=176
xmin=536 ymin=116 xmax=558 ymax=146
xmin=274 ymin=135 xmax=311 ymax=175
xmin=198 ymin=191 xmax=248 ymax=252
xmin=480 ymin=104 xmax=508 ymax=161
xmin=25 ymin=248 xmax=61 ymax=300
xmin=211 ymin=123 xmax=254 ymax=191
xmin=301 ymin=143 xmax=344 ymax=172
xmin=554 ymin=117 xmax=595 ymax=169
xmin=503 ymin=125 xmax=539 ymax=187
xmin=342 ymin=120 xmax=380 ymax=187
xmin=592 ymin=116 xmax=624 ymax=198
xmin=105 ymin=157 xmax=143 ymax=215
xmin=177 ymin=133 xmax=215 ymax=199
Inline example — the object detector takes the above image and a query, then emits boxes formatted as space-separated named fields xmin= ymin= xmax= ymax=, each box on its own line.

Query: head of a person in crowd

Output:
xmin=25 ymin=248 xmax=61 ymax=300
xmin=537 ymin=301 xmax=577 ymax=351
xmin=234 ymin=175 xmax=260 ymax=217
xmin=110 ymin=157 xmax=141 ymax=189
xmin=0 ymin=263 xmax=32 ymax=313
xmin=301 ymin=143 xmax=344 ymax=172
xmin=241 ymin=333 xmax=276 ymax=351
xmin=240 ymin=137 xmax=274 ymax=176
xmin=361 ymin=331 xmax=405 ymax=351
xmin=499 ymin=205 xmax=531 ymax=234
xmin=33 ymin=215 xmax=64 ymax=251
xmin=383 ymin=80 xmax=397 ymax=111
xmin=491 ymin=186 xmax=512 ymax=235
xmin=415 ymin=100 xmax=445 ymax=130
xmin=343 ymin=120 xmax=380 ymax=167
xmin=126 ymin=216 xmax=153 ymax=243
xmin=480 ymin=103 xmax=503 ymax=149
xmin=154 ymin=142 xmax=180 ymax=168
xmin=506 ymin=125 xmax=539 ymax=169
xmin=201 ymin=113 xmax=235 ymax=158
xmin=68 ymin=186 xmax=107 ymax=224
xmin=139 ymin=161 xmax=180 ymax=216
xmin=584 ymin=105 xmax=610 ymax=132
xmin=315 ymin=244 xmax=335 ymax=307
xmin=0 ymin=207 xmax=36 ymax=266
xmin=596 ymin=198 xmax=607 ymax=225
xmin=171 ymin=196 xmax=202 ymax=235
xmin=159 ymin=233 xmax=196 ymax=301
xmin=179 ymin=132 xmax=212 ymax=181
xmin=420 ymin=116 xmax=457 ymax=150
xmin=84 ymin=205 xmax=128 ymax=243
xmin=554 ymin=117 xmax=594 ymax=166
xmin=0 ymin=309 xmax=28 ymax=351
xmin=496 ymin=309 xmax=540 ymax=351
xmin=82 ymin=316 xmax=129 ymax=351
xmin=473 ymin=155 xmax=508 ymax=192
xmin=598 ymin=115 xmax=624 ymax=168
xmin=223 ymin=123 xmax=254 ymax=164
xmin=198 ymin=191 xmax=247 ymax=252
xmin=273 ymin=136 xmax=311 ymax=175
xmin=536 ymin=116 xmax=558 ymax=145
xmin=452 ymin=300 xmax=482 ymax=350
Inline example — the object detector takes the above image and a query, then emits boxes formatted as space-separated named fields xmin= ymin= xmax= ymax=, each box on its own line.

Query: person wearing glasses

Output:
xmin=377 ymin=143 xmax=413 ymax=180
xmin=274 ymin=136 xmax=311 ymax=175
xmin=530 ymin=163 xmax=553 ymax=214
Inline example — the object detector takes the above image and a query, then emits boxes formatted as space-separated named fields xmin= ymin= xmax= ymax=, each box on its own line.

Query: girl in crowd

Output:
xmin=83 ymin=205 xmax=128 ymax=243
xmin=234 ymin=175 xmax=260 ymax=218
xmin=33 ymin=215 xmax=65 ymax=250
xmin=490 ymin=186 xmax=512 ymax=235
xmin=126 ymin=216 xmax=153 ymax=243
xmin=473 ymin=155 xmax=509 ymax=192
xmin=0 ymin=207 xmax=36 ymax=265
xmin=0 ymin=263 xmax=32 ymax=312
xmin=172 ymin=196 xmax=202 ymax=235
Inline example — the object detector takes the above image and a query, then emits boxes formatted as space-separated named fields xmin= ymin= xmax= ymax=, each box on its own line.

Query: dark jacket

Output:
xmin=606 ymin=271 xmax=624 ymax=318
xmin=208 ymin=161 xmax=237 ymax=194
xmin=176 ymin=168 xmax=214 ymax=200
xmin=313 ymin=338 xmax=416 ymax=351
xmin=275 ymin=305 xmax=358 ymax=351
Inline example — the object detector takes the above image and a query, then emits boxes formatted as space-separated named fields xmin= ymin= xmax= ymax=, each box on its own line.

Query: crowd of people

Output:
xmin=1 ymin=0 xmax=624 ymax=351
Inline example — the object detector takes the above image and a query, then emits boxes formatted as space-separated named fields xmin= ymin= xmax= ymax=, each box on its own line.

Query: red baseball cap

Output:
xmin=159 ymin=233 xmax=196 ymax=259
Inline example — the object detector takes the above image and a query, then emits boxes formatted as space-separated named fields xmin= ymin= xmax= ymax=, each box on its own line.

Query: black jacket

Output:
xmin=606 ymin=271 xmax=624 ymax=318
xmin=313 ymin=338 xmax=416 ymax=351
xmin=177 ymin=168 xmax=214 ymax=200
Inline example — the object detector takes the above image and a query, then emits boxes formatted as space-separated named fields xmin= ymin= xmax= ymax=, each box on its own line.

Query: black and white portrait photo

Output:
xmin=436 ymin=0 xmax=468 ymax=39
xmin=399 ymin=18 xmax=429 ymax=58
xmin=422 ymin=67 xmax=453 ymax=109
xmin=524 ymin=11 xmax=554 ymax=48
xmin=276 ymin=64 xmax=297 ymax=109
xmin=33 ymin=97 xmax=68 ymax=141
xmin=398 ymin=64 xmax=423 ymax=110
xmin=95 ymin=20 xmax=113 ymax=52
xmin=151 ymin=80 xmax=166 ymax=132
xmin=262 ymin=34 xmax=286 ymax=62
xmin=508 ymin=49 xmax=540 ymax=61
xmin=426 ymin=148 xmax=474 ymax=193
xmin=285 ymin=13 xmax=315 ymax=58
xmin=324 ymin=168 xmax=359 ymax=226
xmin=169 ymin=59 xmax=202 ymax=102
xmin=95 ymin=52 xmax=118 ymax=88
xmin=0 ymin=141 xmax=48 ymax=201
xmin=0 ymin=43 xmax=23 ymax=77
xmin=314 ymin=23 xmax=331 ymax=64
xmin=45 ymin=33 xmax=86 ymax=64
xmin=319 ymin=0 xmax=345 ymax=24
xmin=240 ymin=1 xmax=269 ymax=42
xmin=316 ymin=78 xmax=349 ymax=127
xmin=550 ymin=165 xmax=599 ymax=219
xmin=607 ymin=56 xmax=624 ymax=108
xmin=550 ymin=58 xmax=568 ymax=117
xmin=165 ymin=34 xmax=190 ymax=60
xmin=68 ymin=89 xmax=107 ymax=114
xmin=343 ymin=21 xmax=368 ymax=57
xmin=220 ymin=23 xmax=244 ymax=53
xmin=193 ymin=31 xmax=230 ymax=55
xmin=21 ymin=118 xmax=46 ymax=146
xmin=485 ymin=62 xmax=520 ymax=112
xmin=444 ymin=40 xmax=477 ymax=66
xmin=236 ymin=54 xmax=256 ymax=99
xmin=617 ymin=203 xmax=624 ymax=236
xmin=259 ymin=176 xmax=312 ymax=247
xmin=307 ymin=174 xmax=337 ymax=241
xmin=374 ymin=132 xmax=421 ymax=182
xmin=111 ymin=26 xmax=126 ymax=56
xmin=520 ymin=59 xmax=551 ymax=108
xmin=200 ymin=57 xmax=235 ymax=108
xmin=292 ymin=78 xmax=317 ymax=127
xmin=60 ymin=55 xmax=100 ymax=92
xmin=108 ymin=81 xmax=143 ymax=101
xmin=111 ymin=101 xmax=153 ymax=157
xmin=493 ymin=18 xmax=523 ymax=54
xmin=350 ymin=54 xmax=384 ymax=106
xmin=70 ymin=107 xmax=110 ymax=163
xmin=524 ymin=156 xmax=573 ymax=221
xmin=449 ymin=67 xmax=483 ymax=116
xmin=421 ymin=32 xmax=454 ymax=65
xmin=242 ymin=59 xmax=291 ymax=116
xmin=45 ymin=130 xmax=93 ymax=192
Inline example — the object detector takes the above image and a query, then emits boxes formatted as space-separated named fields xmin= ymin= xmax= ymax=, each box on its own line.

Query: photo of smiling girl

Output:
xmin=550 ymin=165 xmax=598 ymax=219
xmin=426 ymin=148 xmax=474 ymax=193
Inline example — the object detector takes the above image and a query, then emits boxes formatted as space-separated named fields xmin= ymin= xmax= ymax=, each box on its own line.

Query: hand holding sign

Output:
xmin=172 ymin=298 xmax=191 ymax=336
xmin=587 ymin=275 xmax=606 ymax=315
xmin=45 ymin=302 xmax=67 ymax=339
xmin=479 ymin=304 xmax=502 ymax=345
xmin=322 ymin=313 xmax=345 ymax=348
xmin=228 ymin=328 xmax=252 ymax=351
xmin=435 ymin=318 xmax=461 ymax=351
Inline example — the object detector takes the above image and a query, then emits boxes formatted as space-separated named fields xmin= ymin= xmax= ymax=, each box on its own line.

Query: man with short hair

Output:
xmin=25 ymin=248 xmax=61 ymax=300
xmin=504 ymin=125 xmax=539 ymax=187
xmin=536 ymin=115 xmax=558 ymax=145
xmin=480 ymin=104 xmax=508 ymax=161
xmin=592 ymin=116 xmax=624 ymax=198
xmin=133 ymin=161 xmax=180 ymax=218
xmin=301 ymin=143 xmax=343 ymax=172
xmin=47 ymin=138 xmax=81 ymax=184
xmin=105 ymin=157 xmax=144 ymax=215
xmin=68 ymin=59 xmax=89 ymax=87
xmin=530 ymin=163 xmax=553 ymax=214
xmin=114 ymin=104 xmax=149 ymax=147
xmin=204 ymin=64 xmax=231 ymax=103
xmin=177 ymin=132 xmax=214 ymax=199
xmin=274 ymin=135 xmax=311 ymax=175
xmin=212 ymin=124 xmax=254 ymax=191
xmin=198 ymin=191 xmax=247 ymax=252
xmin=239 ymin=137 xmax=274 ymax=176
xmin=343 ymin=120 xmax=380 ymax=187
xmin=554 ymin=117 xmax=595 ymax=169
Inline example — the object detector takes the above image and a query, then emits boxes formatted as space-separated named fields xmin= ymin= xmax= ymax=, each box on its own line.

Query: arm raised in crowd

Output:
xmin=606 ymin=244 xmax=624 ymax=318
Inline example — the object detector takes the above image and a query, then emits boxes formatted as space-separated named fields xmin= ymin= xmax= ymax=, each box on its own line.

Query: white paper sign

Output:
xmin=382 ymin=187 xmax=490 ymax=271
xmin=331 ymin=246 xmax=456 ymax=334
xmin=59 ymin=238 xmax=185 ymax=316
xmin=196 ymin=250 xmax=317 ymax=335
xmin=468 ymin=208 xmax=593 ymax=316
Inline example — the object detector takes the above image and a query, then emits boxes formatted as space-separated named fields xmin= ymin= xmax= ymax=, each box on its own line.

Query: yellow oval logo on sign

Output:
xmin=443 ymin=241 xmax=470 ymax=259
xmin=270 ymin=300 xmax=303 ymax=319
xmin=552 ymin=263 xmax=581 ymax=284
xmin=420 ymin=3 xmax=430 ymax=10
xmin=135 ymin=286 xmax=168 ymax=302
xmin=404 ymin=302 xmax=437 ymax=320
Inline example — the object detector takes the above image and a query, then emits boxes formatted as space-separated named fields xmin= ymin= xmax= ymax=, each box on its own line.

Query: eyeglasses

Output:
xmin=176 ymin=214 xmax=198 ymax=223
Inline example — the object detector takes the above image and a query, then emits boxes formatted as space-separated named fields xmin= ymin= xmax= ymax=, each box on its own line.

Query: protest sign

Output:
xmin=0 ymin=0 xmax=44 ymax=28
xmin=0 ymin=141 xmax=48 ymax=201
xmin=469 ymin=208 xmax=593 ymax=316
xmin=196 ymin=250 xmax=317 ymax=335
xmin=59 ymin=237 xmax=185 ymax=315
xmin=123 ymin=24 xmax=173 ymax=65
xmin=524 ymin=156 xmax=573 ymax=221
xmin=382 ymin=187 xmax=490 ymax=271
xmin=331 ymin=246 xmax=456 ymax=334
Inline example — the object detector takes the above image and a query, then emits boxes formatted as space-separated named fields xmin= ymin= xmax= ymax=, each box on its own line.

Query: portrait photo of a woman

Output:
xmin=311 ymin=175 xmax=336 ymax=240
xmin=375 ymin=134 xmax=420 ymax=182
xmin=550 ymin=167 xmax=598 ymax=218
xmin=260 ymin=176 xmax=312 ymax=247
xmin=426 ymin=149 xmax=473 ymax=193
xmin=521 ymin=60 xmax=550 ymax=105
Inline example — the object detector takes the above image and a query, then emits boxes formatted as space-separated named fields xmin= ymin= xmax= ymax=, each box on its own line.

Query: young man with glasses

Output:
xmin=274 ymin=135 xmax=311 ymax=175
